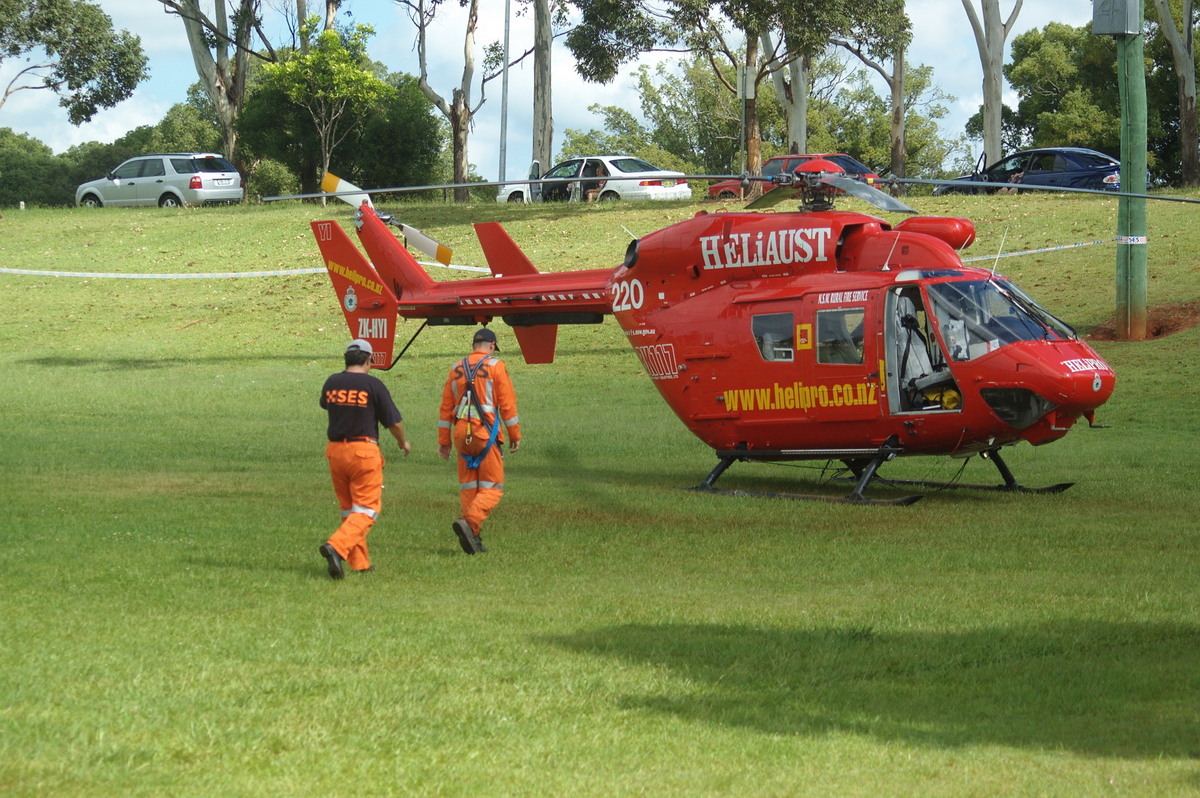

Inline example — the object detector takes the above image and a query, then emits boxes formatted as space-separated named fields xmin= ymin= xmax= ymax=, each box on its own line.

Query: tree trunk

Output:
xmin=789 ymin=55 xmax=808 ymax=154
xmin=889 ymin=46 xmax=906 ymax=183
xmin=532 ymin=0 xmax=553 ymax=171
xmin=168 ymin=0 xmax=253 ymax=163
xmin=745 ymin=33 xmax=761 ymax=191
xmin=408 ymin=0 xmax=479 ymax=202
xmin=452 ymin=88 xmax=471 ymax=202
xmin=962 ymin=0 xmax=1023 ymax=165
xmin=1152 ymin=0 xmax=1198 ymax=186
xmin=764 ymin=30 xmax=808 ymax=154
xmin=1180 ymin=89 xmax=1199 ymax=187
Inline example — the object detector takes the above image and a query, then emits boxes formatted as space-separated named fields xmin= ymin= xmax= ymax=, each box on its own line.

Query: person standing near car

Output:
xmin=437 ymin=328 xmax=521 ymax=554
xmin=319 ymin=339 xmax=410 ymax=579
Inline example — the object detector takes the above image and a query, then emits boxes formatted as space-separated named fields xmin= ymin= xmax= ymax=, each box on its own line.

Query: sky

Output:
xmin=1 ymin=0 xmax=1095 ymax=182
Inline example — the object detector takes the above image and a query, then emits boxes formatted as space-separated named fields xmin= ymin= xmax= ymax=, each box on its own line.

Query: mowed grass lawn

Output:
xmin=0 ymin=196 xmax=1198 ymax=796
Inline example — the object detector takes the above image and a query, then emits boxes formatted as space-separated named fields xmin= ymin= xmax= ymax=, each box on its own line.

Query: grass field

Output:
xmin=1 ymin=195 xmax=1198 ymax=796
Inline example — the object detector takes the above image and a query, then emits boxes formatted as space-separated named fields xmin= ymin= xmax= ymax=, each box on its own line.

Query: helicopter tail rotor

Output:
xmin=321 ymin=172 xmax=454 ymax=266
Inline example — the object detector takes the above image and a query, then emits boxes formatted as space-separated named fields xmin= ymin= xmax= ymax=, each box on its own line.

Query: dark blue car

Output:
xmin=934 ymin=147 xmax=1121 ymax=195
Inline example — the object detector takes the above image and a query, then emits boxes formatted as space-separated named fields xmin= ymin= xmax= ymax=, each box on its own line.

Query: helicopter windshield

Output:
xmin=925 ymin=279 xmax=1077 ymax=361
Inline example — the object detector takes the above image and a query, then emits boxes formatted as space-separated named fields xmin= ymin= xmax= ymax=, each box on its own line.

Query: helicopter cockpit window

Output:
xmin=816 ymin=309 xmax=865 ymax=365
xmin=752 ymin=313 xmax=794 ymax=362
xmin=926 ymin=279 xmax=1076 ymax=361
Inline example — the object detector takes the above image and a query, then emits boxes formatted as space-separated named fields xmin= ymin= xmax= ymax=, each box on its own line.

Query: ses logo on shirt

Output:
xmin=325 ymin=389 xmax=370 ymax=407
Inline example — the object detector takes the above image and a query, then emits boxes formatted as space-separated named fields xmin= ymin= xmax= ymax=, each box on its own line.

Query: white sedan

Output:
xmin=496 ymin=155 xmax=692 ymax=203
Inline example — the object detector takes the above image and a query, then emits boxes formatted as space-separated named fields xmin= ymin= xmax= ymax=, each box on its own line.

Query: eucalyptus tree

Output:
xmin=828 ymin=0 xmax=911 ymax=179
xmin=961 ymin=0 xmax=1023 ymax=164
xmin=158 ymin=0 xmax=276 ymax=161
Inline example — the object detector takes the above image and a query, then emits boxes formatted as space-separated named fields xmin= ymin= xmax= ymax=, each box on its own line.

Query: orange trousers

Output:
xmin=325 ymin=440 xmax=384 ymax=571
xmin=456 ymin=443 xmax=505 ymax=536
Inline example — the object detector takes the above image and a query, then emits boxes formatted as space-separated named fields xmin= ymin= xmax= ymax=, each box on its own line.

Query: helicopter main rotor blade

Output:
xmin=823 ymin=176 xmax=918 ymax=214
xmin=894 ymin=176 xmax=1200 ymax=204
xmin=744 ymin=184 xmax=804 ymax=209
xmin=744 ymin=174 xmax=917 ymax=214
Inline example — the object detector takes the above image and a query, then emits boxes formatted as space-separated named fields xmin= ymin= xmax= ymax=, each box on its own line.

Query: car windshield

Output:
xmin=608 ymin=158 xmax=662 ymax=174
xmin=925 ymin=278 xmax=1076 ymax=361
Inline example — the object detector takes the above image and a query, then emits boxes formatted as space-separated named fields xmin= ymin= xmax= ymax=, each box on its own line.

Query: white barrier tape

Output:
xmin=1116 ymin=236 xmax=1148 ymax=245
xmin=2 ymin=263 xmax=488 ymax=278
xmin=961 ymin=239 xmax=1114 ymax=263
xmin=420 ymin=261 xmax=489 ymax=273
xmin=0 ymin=267 xmax=326 ymax=279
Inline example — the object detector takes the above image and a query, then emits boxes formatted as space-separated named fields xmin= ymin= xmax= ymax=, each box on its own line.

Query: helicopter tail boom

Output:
xmin=313 ymin=206 xmax=614 ymax=365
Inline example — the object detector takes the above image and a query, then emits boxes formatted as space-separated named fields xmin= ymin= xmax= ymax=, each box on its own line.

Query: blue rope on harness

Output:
xmin=459 ymin=356 xmax=501 ymax=469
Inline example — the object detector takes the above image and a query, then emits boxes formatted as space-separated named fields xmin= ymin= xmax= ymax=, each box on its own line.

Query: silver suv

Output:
xmin=76 ymin=153 xmax=244 ymax=208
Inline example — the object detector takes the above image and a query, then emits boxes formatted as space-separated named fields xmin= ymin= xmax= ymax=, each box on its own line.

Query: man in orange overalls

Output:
xmin=437 ymin=328 xmax=521 ymax=554
xmin=319 ymin=339 xmax=410 ymax=579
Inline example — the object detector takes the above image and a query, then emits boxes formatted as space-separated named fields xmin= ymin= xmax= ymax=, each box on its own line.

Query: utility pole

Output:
xmin=1096 ymin=0 xmax=1149 ymax=340
xmin=499 ymin=0 xmax=512 ymax=182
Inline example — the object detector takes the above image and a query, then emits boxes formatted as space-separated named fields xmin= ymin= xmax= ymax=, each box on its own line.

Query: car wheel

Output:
xmin=158 ymin=194 xmax=183 ymax=208
xmin=716 ymin=190 xmax=738 ymax=200
xmin=598 ymin=190 xmax=620 ymax=202
xmin=79 ymin=194 xmax=103 ymax=208
xmin=506 ymin=192 xmax=524 ymax=203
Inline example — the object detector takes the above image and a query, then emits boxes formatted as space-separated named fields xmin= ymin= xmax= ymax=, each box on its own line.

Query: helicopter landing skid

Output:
xmin=692 ymin=438 xmax=922 ymax=505
xmin=840 ymin=448 xmax=1074 ymax=495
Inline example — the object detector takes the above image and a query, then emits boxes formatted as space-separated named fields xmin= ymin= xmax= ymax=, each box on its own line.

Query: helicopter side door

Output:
xmin=790 ymin=292 xmax=883 ymax=421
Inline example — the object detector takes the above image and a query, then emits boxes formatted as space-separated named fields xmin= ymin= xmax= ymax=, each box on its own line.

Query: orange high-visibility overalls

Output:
xmin=324 ymin=439 xmax=384 ymax=570
xmin=438 ymin=352 xmax=521 ymax=535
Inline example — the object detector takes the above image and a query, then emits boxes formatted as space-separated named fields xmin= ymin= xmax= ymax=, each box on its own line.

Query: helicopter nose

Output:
xmin=980 ymin=350 xmax=1115 ymax=444
xmin=1047 ymin=355 xmax=1117 ymax=412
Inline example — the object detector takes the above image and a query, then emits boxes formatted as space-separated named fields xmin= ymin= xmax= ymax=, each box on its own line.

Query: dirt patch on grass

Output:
xmin=1087 ymin=300 xmax=1200 ymax=340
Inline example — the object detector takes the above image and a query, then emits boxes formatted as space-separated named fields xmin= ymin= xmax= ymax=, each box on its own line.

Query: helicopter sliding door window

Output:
xmin=752 ymin=313 xmax=794 ymax=361
xmin=815 ymin=309 xmax=865 ymax=365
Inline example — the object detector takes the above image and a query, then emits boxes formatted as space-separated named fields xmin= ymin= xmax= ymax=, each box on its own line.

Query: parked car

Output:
xmin=707 ymin=153 xmax=880 ymax=199
xmin=76 ymin=153 xmax=244 ymax=208
xmin=496 ymin=155 xmax=691 ymax=203
xmin=932 ymin=147 xmax=1121 ymax=195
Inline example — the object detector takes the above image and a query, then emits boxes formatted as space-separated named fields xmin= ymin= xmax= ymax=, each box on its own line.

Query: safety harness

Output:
xmin=456 ymin=356 xmax=501 ymax=469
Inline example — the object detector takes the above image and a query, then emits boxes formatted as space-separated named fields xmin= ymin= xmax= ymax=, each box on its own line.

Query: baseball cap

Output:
xmin=472 ymin=328 xmax=499 ymax=351
xmin=346 ymin=338 xmax=374 ymax=355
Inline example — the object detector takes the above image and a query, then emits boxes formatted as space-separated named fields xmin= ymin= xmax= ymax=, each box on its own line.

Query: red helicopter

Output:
xmin=307 ymin=164 xmax=1117 ymax=503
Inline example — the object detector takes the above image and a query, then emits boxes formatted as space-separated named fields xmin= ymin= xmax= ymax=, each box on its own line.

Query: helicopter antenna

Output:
xmin=882 ymin=231 xmax=902 ymax=271
xmin=990 ymin=228 xmax=1009 ymax=276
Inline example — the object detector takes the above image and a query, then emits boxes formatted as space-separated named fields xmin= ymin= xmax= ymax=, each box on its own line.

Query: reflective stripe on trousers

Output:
xmin=459 ymin=480 xmax=504 ymax=491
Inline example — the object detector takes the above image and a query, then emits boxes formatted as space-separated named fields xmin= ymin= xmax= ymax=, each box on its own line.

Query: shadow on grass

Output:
xmin=546 ymin=621 xmax=1200 ymax=759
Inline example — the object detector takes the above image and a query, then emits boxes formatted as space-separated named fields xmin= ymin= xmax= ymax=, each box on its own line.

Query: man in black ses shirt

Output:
xmin=318 ymin=339 xmax=410 ymax=579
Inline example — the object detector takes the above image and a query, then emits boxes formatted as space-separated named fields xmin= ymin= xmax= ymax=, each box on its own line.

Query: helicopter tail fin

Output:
xmin=474 ymin=221 xmax=560 ymax=364
xmin=475 ymin=221 xmax=539 ymax=276
xmin=311 ymin=219 xmax=399 ymax=368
